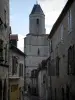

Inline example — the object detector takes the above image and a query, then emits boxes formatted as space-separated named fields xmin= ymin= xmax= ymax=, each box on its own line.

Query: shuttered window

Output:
xmin=55 ymin=88 xmax=56 ymax=100
xmin=56 ymin=56 xmax=60 ymax=76
xmin=62 ymin=87 xmax=64 ymax=100
xmin=0 ymin=79 xmax=2 ymax=100
xmin=68 ymin=45 xmax=75 ymax=75
xmin=12 ymin=56 xmax=18 ymax=75
xmin=66 ymin=85 xmax=70 ymax=100
xmin=19 ymin=63 xmax=23 ymax=76
xmin=0 ymin=40 xmax=3 ymax=62
xmin=50 ymin=40 xmax=53 ymax=52
xmin=5 ymin=44 xmax=7 ymax=63
xmin=3 ymin=79 xmax=7 ymax=100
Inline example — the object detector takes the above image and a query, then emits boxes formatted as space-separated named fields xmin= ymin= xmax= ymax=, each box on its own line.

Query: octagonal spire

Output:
xmin=30 ymin=3 xmax=44 ymax=15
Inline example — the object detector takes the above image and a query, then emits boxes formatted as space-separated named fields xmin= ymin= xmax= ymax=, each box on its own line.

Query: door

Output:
xmin=10 ymin=84 xmax=19 ymax=100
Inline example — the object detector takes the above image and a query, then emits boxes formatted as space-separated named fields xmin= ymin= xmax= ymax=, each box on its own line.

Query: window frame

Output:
xmin=68 ymin=9 xmax=72 ymax=34
xmin=19 ymin=63 xmax=23 ymax=77
xmin=68 ymin=45 xmax=75 ymax=75
xmin=36 ymin=18 xmax=39 ymax=25
xmin=12 ymin=56 xmax=18 ymax=75
xmin=0 ymin=39 xmax=4 ymax=62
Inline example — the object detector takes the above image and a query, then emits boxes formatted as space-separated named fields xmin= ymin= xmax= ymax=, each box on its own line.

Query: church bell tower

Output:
xmin=29 ymin=3 xmax=46 ymax=35
xmin=24 ymin=2 xmax=48 ymax=89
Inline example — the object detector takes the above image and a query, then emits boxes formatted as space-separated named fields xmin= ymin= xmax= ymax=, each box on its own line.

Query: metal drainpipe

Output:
xmin=49 ymin=39 xmax=52 ymax=100
xmin=8 ymin=27 xmax=11 ymax=100
xmin=24 ymin=58 xmax=26 ymax=91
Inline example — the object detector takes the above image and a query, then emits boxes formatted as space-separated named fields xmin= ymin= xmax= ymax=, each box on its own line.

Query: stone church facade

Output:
xmin=24 ymin=3 xmax=49 ymax=88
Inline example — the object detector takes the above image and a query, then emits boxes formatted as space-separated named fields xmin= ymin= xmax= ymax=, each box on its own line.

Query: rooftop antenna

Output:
xmin=36 ymin=0 xmax=38 ymax=4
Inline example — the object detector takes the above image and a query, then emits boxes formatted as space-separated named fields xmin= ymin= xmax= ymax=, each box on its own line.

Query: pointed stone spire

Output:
xmin=30 ymin=1 xmax=44 ymax=15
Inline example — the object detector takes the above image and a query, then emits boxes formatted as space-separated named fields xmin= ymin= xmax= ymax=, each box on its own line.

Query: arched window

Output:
xmin=36 ymin=19 xmax=39 ymax=25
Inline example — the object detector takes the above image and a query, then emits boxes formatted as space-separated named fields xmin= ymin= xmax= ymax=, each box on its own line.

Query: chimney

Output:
xmin=10 ymin=34 xmax=18 ymax=47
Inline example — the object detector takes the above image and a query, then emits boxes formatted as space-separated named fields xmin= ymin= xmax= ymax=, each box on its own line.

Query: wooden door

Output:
xmin=10 ymin=84 xmax=19 ymax=100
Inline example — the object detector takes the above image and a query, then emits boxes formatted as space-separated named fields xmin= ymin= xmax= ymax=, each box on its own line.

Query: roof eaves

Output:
xmin=10 ymin=44 xmax=26 ymax=57
xmin=48 ymin=0 xmax=74 ymax=39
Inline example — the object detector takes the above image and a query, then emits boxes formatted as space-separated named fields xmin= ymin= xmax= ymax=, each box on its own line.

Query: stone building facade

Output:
xmin=0 ymin=0 xmax=10 ymax=100
xmin=37 ymin=59 xmax=49 ymax=100
xmin=48 ymin=0 xmax=75 ymax=100
xmin=9 ymin=34 xmax=25 ymax=100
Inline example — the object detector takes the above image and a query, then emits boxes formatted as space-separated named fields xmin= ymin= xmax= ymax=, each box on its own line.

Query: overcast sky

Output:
xmin=10 ymin=0 xmax=68 ymax=52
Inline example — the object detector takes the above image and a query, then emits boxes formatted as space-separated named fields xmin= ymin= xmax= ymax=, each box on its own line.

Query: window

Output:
xmin=0 ymin=40 xmax=4 ymax=62
xmin=3 ymin=79 xmax=7 ymax=100
xmin=37 ymin=48 xmax=40 ymax=55
xmin=5 ymin=44 xmax=7 ymax=63
xmin=4 ymin=9 xmax=6 ymax=25
xmin=49 ymin=40 xmax=51 ymax=54
xmin=43 ymin=75 xmax=46 ymax=84
xmin=68 ymin=9 xmax=72 ymax=33
xmin=50 ymin=40 xmax=53 ymax=52
xmin=62 ymin=87 xmax=64 ymax=100
xmin=68 ymin=45 xmax=75 ymax=75
xmin=0 ymin=18 xmax=4 ymax=31
xmin=29 ymin=45 xmax=31 ymax=52
xmin=12 ymin=56 xmax=18 ymax=75
xmin=55 ymin=88 xmax=56 ymax=100
xmin=19 ymin=63 xmax=23 ymax=76
xmin=61 ymin=24 xmax=63 ymax=41
xmin=56 ymin=56 xmax=60 ymax=76
xmin=0 ymin=18 xmax=3 ymax=25
xmin=66 ymin=85 xmax=70 ymax=100
xmin=0 ymin=79 xmax=2 ymax=100
xmin=36 ymin=19 xmax=39 ymax=25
